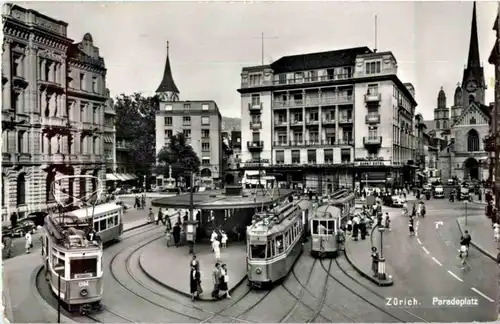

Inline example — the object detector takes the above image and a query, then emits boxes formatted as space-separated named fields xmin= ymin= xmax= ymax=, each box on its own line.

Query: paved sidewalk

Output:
xmin=456 ymin=215 xmax=499 ymax=261
xmin=139 ymin=240 xmax=247 ymax=300
xmin=344 ymin=225 xmax=394 ymax=286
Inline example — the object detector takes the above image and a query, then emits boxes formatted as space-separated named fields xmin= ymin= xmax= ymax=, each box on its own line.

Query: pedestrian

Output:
xmin=360 ymin=217 xmax=367 ymax=240
xmin=3 ymin=234 xmax=12 ymax=258
xmin=221 ymin=230 xmax=228 ymax=248
xmin=147 ymin=208 xmax=154 ymax=222
xmin=346 ymin=217 xmax=353 ymax=235
xmin=173 ymin=223 xmax=181 ymax=247
xmin=190 ymin=265 xmax=201 ymax=301
xmin=352 ymin=215 xmax=360 ymax=241
xmin=134 ymin=195 xmax=140 ymax=209
xmin=157 ymin=208 xmax=164 ymax=225
xmin=218 ymin=264 xmax=231 ymax=299
xmin=180 ymin=228 xmax=187 ymax=246
xmin=10 ymin=212 xmax=18 ymax=228
xmin=211 ymin=263 xmax=221 ymax=299
xmin=384 ymin=212 xmax=391 ymax=231
xmin=213 ymin=238 xmax=221 ymax=262
xmin=371 ymin=247 xmax=379 ymax=277
xmin=141 ymin=195 xmax=146 ymax=210
xmin=408 ymin=217 xmax=415 ymax=236
xmin=494 ymin=223 xmax=500 ymax=242
xmin=191 ymin=254 xmax=200 ymax=271
xmin=337 ymin=227 xmax=345 ymax=251
xmin=25 ymin=231 xmax=32 ymax=254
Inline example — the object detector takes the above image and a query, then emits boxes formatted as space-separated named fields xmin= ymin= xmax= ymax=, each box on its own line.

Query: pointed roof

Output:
xmin=156 ymin=41 xmax=180 ymax=94
xmin=462 ymin=2 xmax=485 ymax=87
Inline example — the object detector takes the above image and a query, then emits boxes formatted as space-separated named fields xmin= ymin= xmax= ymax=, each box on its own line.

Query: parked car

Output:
xmin=383 ymin=195 xmax=405 ymax=207
xmin=433 ymin=186 xmax=445 ymax=198
xmin=11 ymin=219 xmax=36 ymax=237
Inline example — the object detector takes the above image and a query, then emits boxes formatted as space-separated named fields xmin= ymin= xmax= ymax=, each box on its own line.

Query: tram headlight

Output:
xmin=255 ymin=267 xmax=262 ymax=274
xmin=80 ymin=288 xmax=88 ymax=297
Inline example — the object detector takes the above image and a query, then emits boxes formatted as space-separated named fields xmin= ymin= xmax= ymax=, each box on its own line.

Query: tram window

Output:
xmin=114 ymin=215 xmax=119 ymax=225
xmin=99 ymin=219 xmax=107 ymax=231
xmin=284 ymin=232 xmax=290 ymax=248
xmin=312 ymin=220 xmax=319 ymax=234
xmin=53 ymin=257 xmax=65 ymax=277
xmin=249 ymin=244 xmax=265 ymax=259
xmin=94 ymin=221 xmax=100 ymax=232
xmin=107 ymin=217 xmax=114 ymax=227
xmin=266 ymin=240 xmax=275 ymax=258
xmin=327 ymin=220 xmax=336 ymax=233
xmin=275 ymin=235 xmax=284 ymax=254
xmin=70 ymin=258 xmax=97 ymax=278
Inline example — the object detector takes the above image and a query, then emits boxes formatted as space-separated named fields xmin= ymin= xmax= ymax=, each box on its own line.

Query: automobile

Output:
xmin=11 ymin=219 xmax=36 ymax=237
xmin=460 ymin=186 xmax=470 ymax=200
xmin=2 ymin=226 xmax=12 ymax=237
xmin=422 ymin=184 xmax=432 ymax=192
xmin=447 ymin=179 xmax=455 ymax=185
xmin=433 ymin=186 xmax=445 ymax=198
xmin=383 ymin=195 xmax=405 ymax=207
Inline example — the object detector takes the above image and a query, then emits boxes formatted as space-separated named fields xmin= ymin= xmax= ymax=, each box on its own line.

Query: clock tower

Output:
xmin=156 ymin=41 xmax=180 ymax=102
xmin=461 ymin=2 xmax=486 ymax=107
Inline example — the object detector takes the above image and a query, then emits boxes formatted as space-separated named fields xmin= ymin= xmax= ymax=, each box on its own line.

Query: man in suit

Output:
xmin=190 ymin=265 xmax=201 ymax=301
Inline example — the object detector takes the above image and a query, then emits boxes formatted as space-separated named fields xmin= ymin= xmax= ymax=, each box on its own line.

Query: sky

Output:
xmin=18 ymin=1 xmax=498 ymax=121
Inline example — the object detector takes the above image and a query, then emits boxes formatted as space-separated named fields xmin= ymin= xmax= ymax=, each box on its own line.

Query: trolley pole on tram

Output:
xmin=56 ymin=269 xmax=62 ymax=323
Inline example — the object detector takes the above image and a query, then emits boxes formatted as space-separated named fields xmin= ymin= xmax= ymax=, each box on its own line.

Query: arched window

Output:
xmin=469 ymin=117 xmax=476 ymax=125
xmin=17 ymin=173 xmax=26 ymax=206
xmin=436 ymin=121 xmax=440 ymax=129
xmin=443 ymin=120 xmax=448 ymax=129
xmin=469 ymin=95 xmax=474 ymax=104
xmin=46 ymin=170 xmax=55 ymax=203
xmin=467 ymin=129 xmax=480 ymax=152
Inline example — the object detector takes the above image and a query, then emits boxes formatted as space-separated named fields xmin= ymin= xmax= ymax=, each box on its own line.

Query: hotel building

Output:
xmin=238 ymin=47 xmax=418 ymax=192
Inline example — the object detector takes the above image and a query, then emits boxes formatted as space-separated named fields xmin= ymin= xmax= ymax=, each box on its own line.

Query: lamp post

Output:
xmin=377 ymin=226 xmax=386 ymax=280
xmin=186 ymin=170 xmax=197 ymax=254
xmin=464 ymin=200 xmax=468 ymax=226
xmin=143 ymin=175 xmax=146 ymax=195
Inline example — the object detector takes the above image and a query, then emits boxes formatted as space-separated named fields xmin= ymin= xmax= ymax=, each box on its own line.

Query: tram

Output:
xmin=41 ymin=212 xmax=104 ymax=313
xmin=66 ymin=203 xmax=124 ymax=244
xmin=247 ymin=199 xmax=312 ymax=288
xmin=310 ymin=190 xmax=355 ymax=257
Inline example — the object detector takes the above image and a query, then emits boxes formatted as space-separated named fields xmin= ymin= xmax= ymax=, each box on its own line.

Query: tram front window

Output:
xmin=70 ymin=258 xmax=97 ymax=278
xmin=250 ymin=244 xmax=266 ymax=259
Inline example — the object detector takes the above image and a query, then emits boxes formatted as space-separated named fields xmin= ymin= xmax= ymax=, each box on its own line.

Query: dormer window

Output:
xmin=365 ymin=61 xmax=381 ymax=75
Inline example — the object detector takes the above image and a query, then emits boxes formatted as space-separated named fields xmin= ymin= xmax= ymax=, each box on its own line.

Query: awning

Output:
xmin=245 ymin=170 xmax=260 ymax=176
xmin=123 ymin=174 xmax=134 ymax=181
xmin=115 ymin=174 xmax=128 ymax=181
xmin=128 ymin=174 xmax=138 ymax=180
xmin=106 ymin=173 xmax=119 ymax=181
xmin=104 ymin=135 xmax=113 ymax=143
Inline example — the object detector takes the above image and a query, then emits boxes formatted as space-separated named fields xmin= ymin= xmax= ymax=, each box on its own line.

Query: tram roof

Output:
xmin=66 ymin=203 xmax=122 ymax=219
xmin=311 ymin=204 xmax=341 ymax=219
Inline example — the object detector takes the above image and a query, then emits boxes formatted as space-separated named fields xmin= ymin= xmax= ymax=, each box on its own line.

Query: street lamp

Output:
xmin=464 ymin=200 xmax=468 ymax=226
xmin=185 ymin=170 xmax=197 ymax=254
xmin=377 ymin=226 xmax=386 ymax=280
xmin=143 ymin=175 xmax=146 ymax=196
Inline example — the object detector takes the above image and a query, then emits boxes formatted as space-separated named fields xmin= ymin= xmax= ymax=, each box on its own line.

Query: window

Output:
xmin=310 ymin=70 xmax=318 ymax=81
xmin=202 ymin=157 xmax=210 ymax=165
xmin=184 ymin=104 xmax=190 ymax=110
xmin=278 ymin=74 xmax=286 ymax=84
xmin=367 ymin=84 xmax=379 ymax=95
xmin=16 ymin=173 xmax=26 ymax=205
xmin=13 ymin=55 xmax=22 ymax=77
xmin=183 ymin=129 xmax=191 ymax=139
xmin=251 ymin=152 xmax=261 ymax=160
xmin=164 ymin=129 xmax=172 ymax=137
xmin=291 ymin=150 xmax=300 ymax=164
xmin=79 ymin=73 xmax=85 ymax=90
xmin=467 ymin=129 xmax=479 ymax=152
xmin=202 ymin=143 xmax=210 ymax=151
xmin=309 ymin=112 xmax=318 ymax=122
xmin=327 ymin=69 xmax=335 ymax=80
xmin=12 ymin=92 xmax=20 ymax=113
xmin=17 ymin=130 xmax=25 ymax=153
xmin=92 ymin=76 xmax=98 ymax=93
xmin=52 ymin=256 xmax=66 ymax=277
xmin=70 ymin=258 xmax=97 ymax=279
xmin=201 ymin=117 xmax=210 ymax=125
xmin=92 ymin=137 xmax=97 ymax=154
xmin=80 ymin=104 xmax=85 ymax=122
xmin=183 ymin=116 xmax=191 ymax=126
xmin=266 ymin=239 xmax=275 ymax=258
xmin=293 ymin=112 xmax=302 ymax=122
xmin=278 ymin=132 xmax=287 ymax=144
xmin=436 ymin=121 xmax=440 ymax=129
xmin=164 ymin=117 xmax=172 ymax=125
xmin=324 ymin=149 xmax=333 ymax=163
xmin=341 ymin=148 xmax=351 ymax=163
xmin=276 ymin=150 xmax=284 ymax=164
xmin=202 ymin=104 xmax=209 ymax=111
xmin=365 ymin=61 xmax=381 ymax=74
xmin=250 ymin=244 xmax=266 ymax=259
xmin=368 ymin=127 xmax=378 ymax=138
xmin=278 ymin=114 xmax=287 ymax=123
xmin=165 ymin=104 xmax=173 ymax=111
xmin=275 ymin=235 xmax=284 ymax=254
xmin=202 ymin=129 xmax=210 ymax=138
xmin=307 ymin=149 xmax=316 ymax=163
xmin=293 ymin=132 xmax=303 ymax=143
xmin=469 ymin=117 xmax=476 ymax=125
xmin=309 ymin=131 xmax=319 ymax=143
xmin=252 ymin=132 xmax=260 ymax=142
xmin=251 ymin=94 xmax=260 ymax=106
xmin=249 ymin=74 xmax=262 ymax=86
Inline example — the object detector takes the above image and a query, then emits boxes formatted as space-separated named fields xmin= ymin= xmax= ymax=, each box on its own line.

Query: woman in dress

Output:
xmin=218 ymin=264 xmax=231 ymax=299
xmin=25 ymin=232 xmax=32 ymax=254
xmin=190 ymin=265 xmax=201 ymax=301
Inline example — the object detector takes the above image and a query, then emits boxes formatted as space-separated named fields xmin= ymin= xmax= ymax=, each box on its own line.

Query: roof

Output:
xmin=156 ymin=49 xmax=180 ymax=94
xmin=67 ymin=203 xmax=122 ymax=219
xmin=270 ymin=46 xmax=372 ymax=73
xmin=423 ymin=120 xmax=435 ymax=131
xmin=451 ymin=100 xmax=491 ymax=127
xmin=462 ymin=2 xmax=485 ymax=87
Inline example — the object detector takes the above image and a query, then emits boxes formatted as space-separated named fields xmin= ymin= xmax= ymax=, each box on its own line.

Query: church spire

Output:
xmin=156 ymin=41 xmax=180 ymax=98
xmin=466 ymin=2 xmax=480 ymax=69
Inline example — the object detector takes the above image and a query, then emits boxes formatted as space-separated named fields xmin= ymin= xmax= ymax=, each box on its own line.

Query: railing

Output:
xmin=290 ymin=120 xmax=303 ymax=126
xmin=273 ymin=96 xmax=353 ymax=108
xmin=247 ymin=141 xmax=264 ymax=150
xmin=322 ymin=119 xmax=335 ymax=124
xmin=116 ymin=141 xmax=132 ymax=149
xmin=338 ymin=139 xmax=354 ymax=145
xmin=241 ymin=73 xmax=353 ymax=88
xmin=248 ymin=102 xmax=263 ymax=111
xmin=273 ymin=140 xmax=346 ymax=147
xmin=306 ymin=119 xmax=319 ymax=125
xmin=364 ymin=93 xmax=381 ymax=102
xmin=338 ymin=118 xmax=353 ymax=124
xmin=274 ymin=120 xmax=288 ymax=126
xmin=365 ymin=114 xmax=381 ymax=123
xmin=249 ymin=121 xmax=262 ymax=129
xmin=363 ymin=136 xmax=382 ymax=145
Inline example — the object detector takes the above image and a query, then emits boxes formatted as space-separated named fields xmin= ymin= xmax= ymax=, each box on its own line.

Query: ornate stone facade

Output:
xmin=1 ymin=4 xmax=110 ymax=220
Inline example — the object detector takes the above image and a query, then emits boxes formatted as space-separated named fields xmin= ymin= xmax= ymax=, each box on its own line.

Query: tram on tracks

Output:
xmin=41 ymin=212 xmax=104 ymax=314
xmin=246 ymin=199 xmax=312 ymax=288
xmin=66 ymin=203 xmax=124 ymax=244
xmin=310 ymin=189 xmax=355 ymax=257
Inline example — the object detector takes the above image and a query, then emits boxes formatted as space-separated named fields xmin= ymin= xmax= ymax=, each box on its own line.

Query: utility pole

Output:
xmin=189 ymin=170 xmax=195 ymax=254
xmin=251 ymin=33 xmax=279 ymax=65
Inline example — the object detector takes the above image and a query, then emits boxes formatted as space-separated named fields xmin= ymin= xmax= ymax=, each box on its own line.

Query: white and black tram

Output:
xmin=41 ymin=212 xmax=104 ymax=313
xmin=246 ymin=199 xmax=312 ymax=288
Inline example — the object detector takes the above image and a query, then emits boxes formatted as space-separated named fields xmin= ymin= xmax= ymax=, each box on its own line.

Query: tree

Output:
xmin=156 ymin=132 xmax=201 ymax=182
xmin=114 ymin=93 xmax=159 ymax=175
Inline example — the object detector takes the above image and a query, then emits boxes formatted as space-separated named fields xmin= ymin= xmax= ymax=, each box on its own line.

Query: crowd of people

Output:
xmin=189 ymin=255 xmax=231 ymax=301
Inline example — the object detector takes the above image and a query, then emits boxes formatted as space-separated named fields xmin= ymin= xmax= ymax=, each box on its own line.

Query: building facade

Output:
xmin=237 ymin=47 xmax=417 ymax=192
xmin=1 ymin=4 xmax=109 ymax=220
xmin=154 ymin=45 xmax=223 ymax=187
xmin=436 ymin=3 xmax=491 ymax=181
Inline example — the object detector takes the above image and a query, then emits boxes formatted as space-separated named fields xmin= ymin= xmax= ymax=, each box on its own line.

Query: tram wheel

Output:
xmin=80 ymin=304 xmax=92 ymax=315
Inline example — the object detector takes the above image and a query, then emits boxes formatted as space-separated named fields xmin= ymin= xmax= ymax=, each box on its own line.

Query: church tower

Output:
xmin=434 ymin=87 xmax=450 ymax=130
xmin=156 ymin=41 xmax=180 ymax=102
xmin=461 ymin=2 xmax=486 ymax=107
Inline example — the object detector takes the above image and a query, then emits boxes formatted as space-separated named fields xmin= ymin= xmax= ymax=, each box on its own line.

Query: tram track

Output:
xmin=84 ymin=306 xmax=137 ymax=323
xmin=321 ymin=258 xmax=429 ymax=323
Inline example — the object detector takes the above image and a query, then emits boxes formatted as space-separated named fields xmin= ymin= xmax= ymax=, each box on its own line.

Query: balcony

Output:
xmin=338 ymin=139 xmax=354 ymax=146
xmin=249 ymin=121 xmax=262 ymax=130
xmin=338 ymin=117 xmax=353 ymax=125
xmin=38 ymin=79 xmax=64 ymax=91
xmin=364 ymin=93 xmax=381 ymax=103
xmin=290 ymin=120 xmax=303 ymax=127
xmin=247 ymin=141 xmax=264 ymax=151
xmin=363 ymin=136 xmax=382 ymax=147
xmin=274 ymin=120 xmax=288 ymax=127
xmin=12 ymin=75 xmax=28 ymax=87
xmin=306 ymin=119 xmax=319 ymax=126
xmin=273 ymin=96 xmax=353 ymax=109
xmin=248 ymin=102 xmax=263 ymax=113
xmin=322 ymin=118 xmax=335 ymax=125
xmin=270 ymin=73 xmax=353 ymax=86
xmin=241 ymin=159 xmax=270 ymax=168
xmin=365 ymin=114 xmax=381 ymax=124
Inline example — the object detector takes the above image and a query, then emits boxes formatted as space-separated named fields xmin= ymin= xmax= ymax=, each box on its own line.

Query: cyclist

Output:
xmin=459 ymin=244 xmax=470 ymax=270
